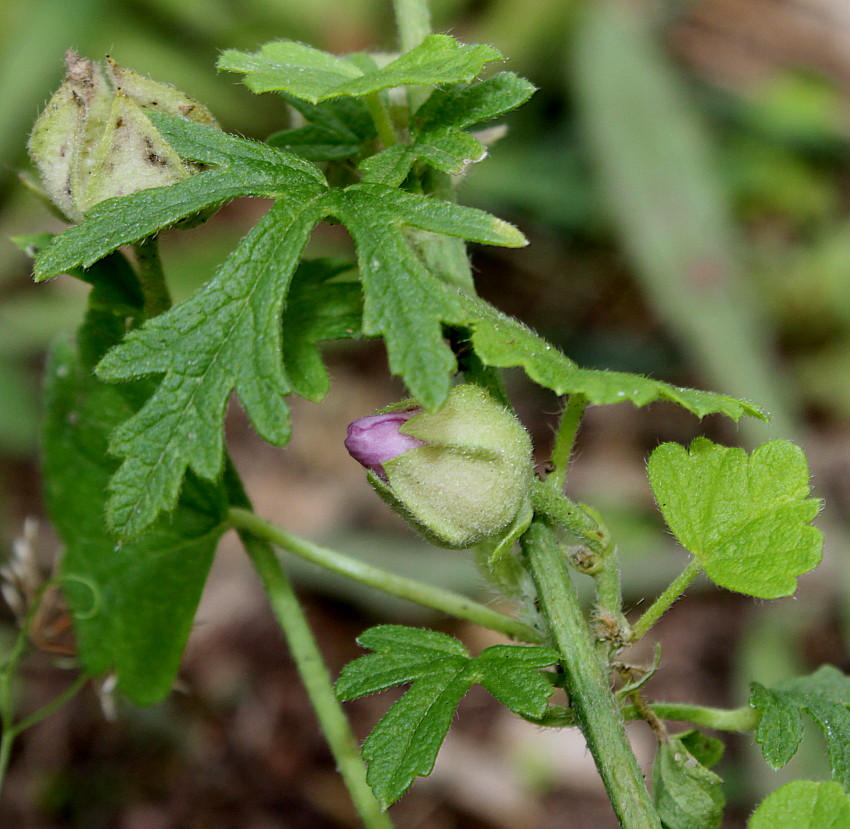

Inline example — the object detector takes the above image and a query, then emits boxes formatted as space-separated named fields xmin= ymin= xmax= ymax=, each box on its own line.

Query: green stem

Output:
xmin=521 ymin=520 xmax=660 ymax=828
xmin=595 ymin=552 xmax=623 ymax=619
xmin=547 ymin=393 xmax=588 ymax=492
xmin=630 ymin=559 xmax=702 ymax=643
xmin=392 ymin=0 xmax=431 ymax=53
xmin=8 ymin=672 xmax=89 ymax=736
xmin=624 ymin=702 xmax=760 ymax=733
xmin=133 ymin=237 xmax=171 ymax=316
xmin=392 ymin=0 xmax=432 ymax=112
xmin=238 ymin=530 xmax=393 ymax=828
xmin=366 ymin=92 xmax=398 ymax=149
xmin=0 ymin=596 xmax=89 ymax=797
xmin=223 ymin=467 xmax=391 ymax=828
xmin=531 ymin=480 xmax=604 ymax=551
xmin=227 ymin=508 xmax=541 ymax=644
xmin=527 ymin=701 xmax=761 ymax=733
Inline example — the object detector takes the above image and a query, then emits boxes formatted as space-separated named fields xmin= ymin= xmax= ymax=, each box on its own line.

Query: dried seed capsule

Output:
xmin=28 ymin=51 xmax=218 ymax=223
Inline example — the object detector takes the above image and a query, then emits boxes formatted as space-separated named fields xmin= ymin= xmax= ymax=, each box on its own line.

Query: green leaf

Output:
xmin=267 ymin=125 xmax=363 ymax=161
xmin=360 ymin=129 xmax=486 ymax=187
xmin=750 ymin=665 xmax=850 ymax=789
xmin=93 ymin=179 xmax=523 ymax=538
xmin=219 ymin=35 xmax=503 ymax=103
xmin=652 ymin=738 xmax=725 ymax=829
xmin=749 ymin=781 xmax=850 ymax=828
xmin=412 ymin=73 xmax=537 ymax=133
xmin=326 ymin=184 xmax=526 ymax=410
xmin=280 ymin=259 xmax=362 ymax=401
xmin=268 ymin=94 xmax=376 ymax=161
xmin=358 ymin=73 xmax=535 ymax=187
xmin=96 ymin=199 xmax=322 ymax=539
xmin=551 ymin=369 xmax=766 ymax=421
xmin=43 ymin=338 xmax=226 ymax=705
xmin=647 ymin=438 xmax=822 ymax=598
xmin=336 ymin=624 xmax=558 ymax=807
xmin=33 ymin=116 xmax=326 ymax=281
xmin=463 ymin=304 xmax=765 ymax=421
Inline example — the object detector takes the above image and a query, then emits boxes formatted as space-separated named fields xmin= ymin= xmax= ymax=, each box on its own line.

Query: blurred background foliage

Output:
xmin=2 ymin=0 xmax=850 ymax=826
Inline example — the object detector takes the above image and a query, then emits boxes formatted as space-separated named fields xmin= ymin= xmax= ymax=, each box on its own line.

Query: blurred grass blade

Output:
xmin=573 ymin=1 xmax=797 ymax=443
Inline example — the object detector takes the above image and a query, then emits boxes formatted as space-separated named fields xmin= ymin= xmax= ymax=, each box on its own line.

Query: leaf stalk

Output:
xmin=630 ymin=559 xmax=702 ymax=643
xmin=227 ymin=507 xmax=541 ymax=643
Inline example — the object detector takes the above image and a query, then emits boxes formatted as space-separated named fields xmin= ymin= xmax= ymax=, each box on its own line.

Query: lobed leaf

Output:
xmin=462 ymin=305 xmax=764 ymax=421
xmin=359 ymin=129 xmax=486 ymax=187
xmin=280 ymin=259 xmax=362 ymax=401
xmin=34 ymin=116 xmax=326 ymax=282
xmin=551 ymin=369 xmax=766 ymax=421
xmin=269 ymin=93 xmax=377 ymax=163
xmin=97 ymin=200 xmax=323 ymax=539
xmin=43 ymin=331 xmax=226 ymax=705
xmin=751 ymin=666 xmax=850 ymax=789
xmin=336 ymin=625 xmax=558 ymax=807
xmin=326 ymin=184 xmax=526 ymax=410
xmin=92 ymin=180 xmax=524 ymax=538
xmin=413 ymin=72 xmax=537 ymax=133
xmin=219 ymin=35 xmax=503 ymax=103
xmin=359 ymin=72 xmax=534 ymax=187
xmin=748 ymin=781 xmax=850 ymax=828
xmin=648 ymin=438 xmax=822 ymax=598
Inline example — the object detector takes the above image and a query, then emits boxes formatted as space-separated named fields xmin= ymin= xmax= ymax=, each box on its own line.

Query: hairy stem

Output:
xmin=522 ymin=520 xmax=660 ymax=828
xmin=227 ymin=508 xmax=541 ymax=644
xmin=625 ymin=702 xmax=760 ymax=733
xmin=528 ymin=701 xmax=762 ymax=733
xmin=224 ymin=475 xmax=391 ymax=828
xmin=132 ymin=237 xmax=171 ymax=317
xmin=630 ymin=559 xmax=702 ymax=643
xmin=393 ymin=0 xmax=431 ymax=53
xmin=239 ymin=531 xmax=392 ymax=828
xmin=365 ymin=91 xmax=398 ymax=148
xmin=547 ymin=393 xmax=588 ymax=491
xmin=392 ymin=0 xmax=432 ymax=111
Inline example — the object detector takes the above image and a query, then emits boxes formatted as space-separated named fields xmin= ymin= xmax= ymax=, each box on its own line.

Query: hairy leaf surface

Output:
xmin=34 ymin=116 xmax=325 ymax=281
xmin=751 ymin=666 xmax=850 ymax=789
xmin=648 ymin=438 xmax=822 ymax=597
xmin=97 ymin=200 xmax=322 ymax=538
xmin=219 ymin=35 xmax=502 ymax=103
xmin=42 ymin=260 xmax=225 ymax=703
xmin=652 ymin=738 xmax=724 ymax=829
xmin=749 ymin=781 xmax=850 ymax=828
xmin=336 ymin=625 xmax=558 ymax=807
xmin=281 ymin=259 xmax=362 ymax=401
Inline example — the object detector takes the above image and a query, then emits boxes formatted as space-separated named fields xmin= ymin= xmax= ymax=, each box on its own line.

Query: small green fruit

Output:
xmin=347 ymin=385 xmax=535 ymax=549
xmin=28 ymin=51 xmax=218 ymax=223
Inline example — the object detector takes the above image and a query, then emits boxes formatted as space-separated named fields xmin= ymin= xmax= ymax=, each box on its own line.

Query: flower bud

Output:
xmin=28 ymin=51 xmax=218 ymax=223
xmin=346 ymin=385 xmax=534 ymax=549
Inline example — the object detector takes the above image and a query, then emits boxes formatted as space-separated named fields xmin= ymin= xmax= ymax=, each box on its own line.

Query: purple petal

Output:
xmin=345 ymin=410 xmax=425 ymax=476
